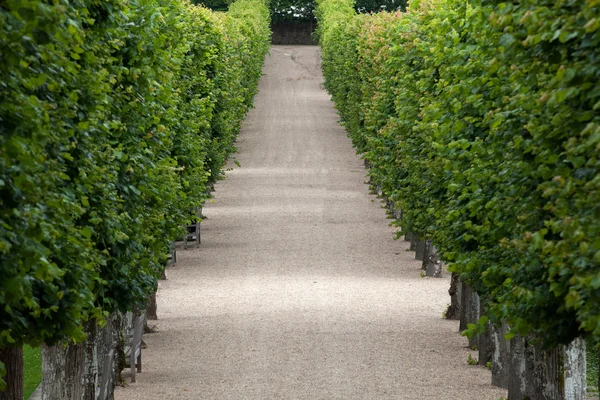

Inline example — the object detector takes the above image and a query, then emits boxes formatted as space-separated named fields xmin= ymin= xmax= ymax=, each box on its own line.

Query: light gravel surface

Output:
xmin=115 ymin=45 xmax=507 ymax=400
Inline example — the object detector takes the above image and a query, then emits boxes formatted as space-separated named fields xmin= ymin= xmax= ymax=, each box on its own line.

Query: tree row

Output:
xmin=0 ymin=0 xmax=270 ymax=397
xmin=317 ymin=0 xmax=598 ymax=397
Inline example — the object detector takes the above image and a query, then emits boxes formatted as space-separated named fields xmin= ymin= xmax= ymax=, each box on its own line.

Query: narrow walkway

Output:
xmin=115 ymin=46 xmax=507 ymax=400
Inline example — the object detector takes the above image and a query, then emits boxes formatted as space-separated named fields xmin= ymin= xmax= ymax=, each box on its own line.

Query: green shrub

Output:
xmin=1 ymin=0 xmax=114 ymax=353
xmin=0 ymin=0 xmax=270 ymax=390
xmin=317 ymin=0 xmax=599 ymax=347
xmin=210 ymin=0 xmax=271 ymax=185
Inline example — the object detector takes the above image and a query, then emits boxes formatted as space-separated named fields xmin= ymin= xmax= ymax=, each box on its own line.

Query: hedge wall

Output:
xmin=317 ymin=0 xmax=599 ymax=348
xmin=0 ymin=0 xmax=269 ymax=387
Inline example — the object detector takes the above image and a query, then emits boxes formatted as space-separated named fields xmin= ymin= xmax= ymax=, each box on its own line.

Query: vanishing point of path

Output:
xmin=115 ymin=46 xmax=507 ymax=400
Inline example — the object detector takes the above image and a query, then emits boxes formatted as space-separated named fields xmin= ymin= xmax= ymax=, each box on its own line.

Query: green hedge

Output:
xmin=317 ymin=0 xmax=599 ymax=348
xmin=0 ymin=0 xmax=269 ymax=388
xmin=210 ymin=0 xmax=271 ymax=184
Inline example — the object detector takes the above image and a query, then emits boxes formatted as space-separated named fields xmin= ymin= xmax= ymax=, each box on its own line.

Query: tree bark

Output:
xmin=146 ymin=292 xmax=158 ymax=321
xmin=478 ymin=303 xmax=493 ymax=367
xmin=82 ymin=318 xmax=119 ymax=400
xmin=459 ymin=281 xmax=470 ymax=333
xmin=393 ymin=207 xmax=402 ymax=220
xmin=491 ymin=322 xmax=510 ymax=389
xmin=446 ymin=273 xmax=461 ymax=320
xmin=96 ymin=314 xmax=118 ymax=400
xmin=82 ymin=320 xmax=98 ymax=400
xmin=42 ymin=342 xmax=84 ymax=400
xmin=469 ymin=290 xmax=480 ymax=349
xmin=507 ymin=335 xmax=586 ymax=400
xmin=477 ymin=327 xmax=492 ymax=366
xmin=370 ymin=183 xmax=382 ymax=196
xmin=508 ymin=335 xmax=528 ymax=400
xmin=415 ymin=240 xmax=426 ymax=261
xmin=386 ymin=199 xmax=394 ymax=216
xmin=529 ymin=343 xmax=563 ymax=400
xmin=423 ymin=241 xmax=443 ymax=278
xmin=404 ymin=231 xmax=413 ymax=243
xmin=113 ymin=312 xmax=129 ymax=385
xmin=459 ymin=283 xmax=480 ymax=349
xmin=0 ymin=347 xmax=23 ymax=400
xmin=564 ymin=337 xmax=586 ymax=400
xmin=409 ymin=234 xmax=417 ymax=251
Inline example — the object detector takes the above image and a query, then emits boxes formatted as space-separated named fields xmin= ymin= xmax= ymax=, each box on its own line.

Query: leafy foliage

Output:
xmin=0 ymin=0 xmax=270 ymax=386
xmin=272 ymin=0 xmax=317 ymax=22
xmin=273 ymin=0 xmax=406 ymax=24
xmin=192 ymin=0 xmax=232 ymax=12
xmin=317 ymin=0 xmax=599 ymax=348
xmin=355 ymin=0 xmax=405 ymax=13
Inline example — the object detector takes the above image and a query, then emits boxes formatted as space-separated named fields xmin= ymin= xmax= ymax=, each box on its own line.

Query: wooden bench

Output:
xmin=182 ymin=207 xmax=203 ymax=249
xmin=183 ymin=220 xmax=200 ymax=248
xmin=125 ymin=315 xmax=144 ymax=383
xmin=96 ymin=349 xmax=115 ymax=400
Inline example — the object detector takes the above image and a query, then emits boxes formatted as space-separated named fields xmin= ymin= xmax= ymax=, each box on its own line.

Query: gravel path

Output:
xmin=115 ymin=45 xmax=507 ymax=400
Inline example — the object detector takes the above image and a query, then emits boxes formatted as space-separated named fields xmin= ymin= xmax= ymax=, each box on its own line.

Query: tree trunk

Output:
xmin=511 ymin=336 xmax=564 ymax=400
xmin=42 ymin=342 xmax=84 ymax=400
xmin=415 ymin=240 xmax=426 ymax=261
xmin=564 ymin=337 xmax=586 ymax=400
xmin=508 ymin=335 xmax=528 ymax=400
xmin=370 ymin=183 xmax=382 ymax=196
xmin=459 ymin=283 xmax=480 ymax=349
xmin=409 ymin=234 xmax=417 ymax=251
xmin=459 ymin=281 xmax=470 ymax=333
xmin=96 ymin=314 xmax=118 ymax=400
xmin=0 ymin=347 xmax=23 ymax=400
xmin=491 ymin=322 xmax=510 ymax=389
xmin=446 ymin=273 xmax=461 ymax=320
xmin=477 ymin=326 xmax=493 ymax=367
xmin=404 ymin=231 xmax=413 ymax=243
xmin=508 ymin=335 xmax=586 ymax=400
xmin=469 ymin=290 xmax=480 ymax=349
xmin=477 ymin=305 xmax=493 ymax=368
xmin=393 ymin=207 xmax=402 ymax=220
xmin=146 ymin=292 xmax=158 ymax=321
xmin=386 ymin=199 xmax=394 ymax=215
xmin=528 ymin=343 xmax=563 ymax=400
xmin=113 ymin=312 xmax=129 ymax=385
xmin=423 ymin=240 xmax=442 ymax=278
xmin=82 ymin=320 xmax=100 ymax=400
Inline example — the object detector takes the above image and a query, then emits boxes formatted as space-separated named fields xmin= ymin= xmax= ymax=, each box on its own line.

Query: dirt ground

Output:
xmin=114 ymin=45 xmax=508 ymax=400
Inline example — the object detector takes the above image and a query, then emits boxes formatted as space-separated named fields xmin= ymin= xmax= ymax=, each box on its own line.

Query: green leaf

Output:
xmin=504 ymin=330 xmax=515 ymax=341
xmin=81 ymin=227 xmax=93 ymax=239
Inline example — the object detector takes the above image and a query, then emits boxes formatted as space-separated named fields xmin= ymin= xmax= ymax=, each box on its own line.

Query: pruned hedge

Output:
xmin=0 ymin=0 xmax=269 ymax=386
xmin=317 ymin=0 xmax=599 ymax=348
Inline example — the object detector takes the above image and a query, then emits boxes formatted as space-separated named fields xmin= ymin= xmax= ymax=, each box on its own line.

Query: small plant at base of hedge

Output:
xmin=467 ymin=354 xmax=478 ymax=366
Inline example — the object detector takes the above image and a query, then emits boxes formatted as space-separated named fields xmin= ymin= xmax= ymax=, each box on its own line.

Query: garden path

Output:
xmin=114 ymin=45 xmax=507 ymax=400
